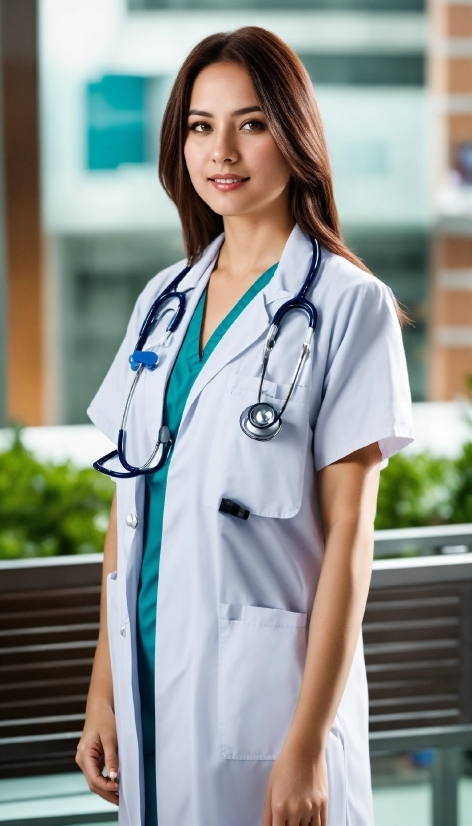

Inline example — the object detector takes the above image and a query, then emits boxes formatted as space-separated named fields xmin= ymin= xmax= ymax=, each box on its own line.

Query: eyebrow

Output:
xmin=188 ymin=106 xmax=262 ymax=117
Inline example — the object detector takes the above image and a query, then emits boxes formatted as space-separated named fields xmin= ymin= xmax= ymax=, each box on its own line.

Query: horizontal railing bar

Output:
xmin=0 ymin=714 xmax=85 ymax=728
xmin=371 ymin=553 xmax=472 ymax=588
xmin=0 ymin=641 xmax=97 ymax=656
xmin=0 ymin=557 xmax=102 ymax=593
xmin=366 ymin=659 xmax=460 ymax=672
xmin=370 ymin=693 xmax=459 ymax=708
xmin=0 ymin=528 xmax=470 ymax=591
xmin=0 ymin=731 xmax=82 ymax=745
xmin=0 ymin=526 xmax=462 ymax=569
xmin=0 ymin=555 xmax=102 ymax=570
xmin=0 ymin=679 xmax=90 ymax=695
xmin=0 ymin=695 xmax=87 ymax=713
xmin=364 ymin=639 xmax=459 ymax=654
xmin=368 ymin=680 xmax=461 ymax=691
xmin=1 ymin=605 xmax=99 ymax=620
xmin=374 ymin=523 xmax=472 ymax=554
xmin=369 ymin=724 xmax=472 ymax=752
xmin=369 ymin=708 xmax=461 ymax=723
xmin=0 ymin=814 xmax=118 ymax=826
xmin=0 ymin=660 xmax=93 ymax=676
xmin=0 ymin=623 xmax=99 ymax=639
xmin=366 ymin=596 xmax=459 ymax=610
xmin=363 ymin=617 xmax=459 ymax=632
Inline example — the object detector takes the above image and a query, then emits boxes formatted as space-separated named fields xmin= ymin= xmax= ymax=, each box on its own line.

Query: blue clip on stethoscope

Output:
xmin=94 ymin=237 xmax=321 ymax=479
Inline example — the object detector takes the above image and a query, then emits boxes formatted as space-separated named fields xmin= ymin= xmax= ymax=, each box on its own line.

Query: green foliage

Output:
xmin=375 ymin=452 xmax=456 ymax=529
xmin=375 ymin=443 xmax=472 ymax=530
xmin=1 ymin=427 xmax=472 ymax=557
xmin=0 ymin=429 xmax=114 ymax=559
xmin=449 ymin=442 xmax=472 ymax=524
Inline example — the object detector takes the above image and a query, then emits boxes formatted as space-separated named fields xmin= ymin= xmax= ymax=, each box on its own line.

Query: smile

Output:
xmin=209 ymin=176 xmax=249 ymax=191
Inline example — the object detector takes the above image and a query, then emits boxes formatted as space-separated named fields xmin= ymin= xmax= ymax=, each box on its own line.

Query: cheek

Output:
xmin=184 ymin=139 xmax=205 ymax=184
xmin=250 ymin=138 xmax=291 ymax=187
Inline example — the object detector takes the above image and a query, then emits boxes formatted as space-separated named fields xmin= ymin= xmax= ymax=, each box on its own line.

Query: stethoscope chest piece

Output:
xmin=240 ymin=403 xmax=282 ymax=441
xmin=93 ymin=237 xmax=321 ymax=477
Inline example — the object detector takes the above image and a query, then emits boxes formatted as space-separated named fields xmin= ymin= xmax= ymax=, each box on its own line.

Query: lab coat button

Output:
xmin=126 ymin=513 xmax=138 ymax=529
xmin=120 ymin=624 xmax=127 ymax=637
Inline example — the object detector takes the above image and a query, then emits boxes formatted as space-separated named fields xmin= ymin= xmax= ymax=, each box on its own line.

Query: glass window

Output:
xmin=87 ymin=75 xmax=147 ymax=170
xmin=299 ymin=54 xmax=425 ymax=87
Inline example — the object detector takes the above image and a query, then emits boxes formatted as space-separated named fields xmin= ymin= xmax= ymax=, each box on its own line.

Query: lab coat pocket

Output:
xmin=218 ymin=603 xmax=307 ymax=760
xmin=206 ymin=375 xmax=310 ymax=518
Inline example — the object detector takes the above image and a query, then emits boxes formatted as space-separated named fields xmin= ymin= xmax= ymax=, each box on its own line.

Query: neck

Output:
xmin=218 ymin=196 xmax=294 ymax=280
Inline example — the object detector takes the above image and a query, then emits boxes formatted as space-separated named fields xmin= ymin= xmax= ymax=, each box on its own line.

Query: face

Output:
xmin=184 ymin=62 xmax=292 ymax=219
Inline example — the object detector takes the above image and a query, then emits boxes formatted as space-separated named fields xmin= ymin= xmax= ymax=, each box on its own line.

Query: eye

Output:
xmin=241 ymin=119 xmax=265 ymax=132
xmin=188 ymin=121 xmax=212 ymax=133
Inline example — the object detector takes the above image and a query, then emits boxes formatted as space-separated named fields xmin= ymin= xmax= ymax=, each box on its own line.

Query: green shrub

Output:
xmin=449 ymin=442 xmax=472 ymax=524
xmin=375 ymin=451 xmax=456 ymax=529
xmin=0 ymin=430 xmax=114 ymax=559
xmin=1 ymin=429 xmax=471 ymax=558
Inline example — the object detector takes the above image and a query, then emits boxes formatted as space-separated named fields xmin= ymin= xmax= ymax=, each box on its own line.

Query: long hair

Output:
xmin=159 ymin=27 xmax=407 ymax=322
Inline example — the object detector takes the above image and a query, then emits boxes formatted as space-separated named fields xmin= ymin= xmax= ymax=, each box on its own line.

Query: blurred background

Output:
xmin=3 ymin=0 xmax=434 ymax=427
xmin=0 ymin=0 xmax=472 ymax=825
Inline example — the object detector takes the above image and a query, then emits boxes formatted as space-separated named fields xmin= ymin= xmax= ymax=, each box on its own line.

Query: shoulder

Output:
xmin=316 ymin=248 xmax=396 ymax=324
xmin=319 ymin=249 xmax=388 ymax=300
xmin=310 ymin=249 xmax=401 ymax=369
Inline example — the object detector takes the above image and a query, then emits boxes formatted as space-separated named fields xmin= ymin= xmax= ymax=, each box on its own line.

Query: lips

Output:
xmin=210 ymin=177 xmax=246 ymax=183
xmin=209 ymin=174 xmax=249 ymax=192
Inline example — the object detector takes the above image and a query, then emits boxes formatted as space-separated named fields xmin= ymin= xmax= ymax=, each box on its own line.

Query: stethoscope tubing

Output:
xmin=94 ymin=237 xmax=321 ymax=477
xmin=135 ymin=265 xmax=190 ymax=352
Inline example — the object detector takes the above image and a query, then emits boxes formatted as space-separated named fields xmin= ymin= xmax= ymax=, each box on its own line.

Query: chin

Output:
xmin=206 ymin=198 xmax=259 ymax=218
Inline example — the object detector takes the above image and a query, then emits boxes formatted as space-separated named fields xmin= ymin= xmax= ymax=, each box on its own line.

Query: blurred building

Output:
xmin=0 ymin=0 xmax=456 ymax=426
xmin=429 ymin=0 xmax=472 ymax=399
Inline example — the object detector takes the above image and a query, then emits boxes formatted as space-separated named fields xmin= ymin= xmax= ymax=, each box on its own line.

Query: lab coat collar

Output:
xmin=263 ymin=223 xmax=314 ymax=303
xmin=141 ymin=236 xmax=223 ymax=454
xmin=175 ymin=233 xmax=224 ymax=293
xmin=113 ymin=227 xmax=315 ymax=476
xmin=178 ymin=225 xmax=315 ymax=430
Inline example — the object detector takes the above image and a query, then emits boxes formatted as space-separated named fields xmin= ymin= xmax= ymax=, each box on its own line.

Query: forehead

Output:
xmin=189 ymin=63 xmax=258 ymax=109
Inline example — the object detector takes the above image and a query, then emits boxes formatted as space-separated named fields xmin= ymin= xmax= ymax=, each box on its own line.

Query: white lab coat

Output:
xmin=88 ymin=225 xmax=414 ymax=826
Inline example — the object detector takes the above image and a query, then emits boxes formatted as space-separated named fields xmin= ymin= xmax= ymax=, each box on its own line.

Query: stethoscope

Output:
xmin=94 ymin=237 xmax=321 ymax=479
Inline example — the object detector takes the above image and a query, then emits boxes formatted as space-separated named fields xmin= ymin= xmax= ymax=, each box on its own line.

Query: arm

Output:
xmin=262 ymin=441 xmax=381 ymax=826
xmin=76 ymin=491 xmax=120 ymax=805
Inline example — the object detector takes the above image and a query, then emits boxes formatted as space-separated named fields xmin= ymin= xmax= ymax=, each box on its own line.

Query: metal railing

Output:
xmin=369 ymin=528 xmax=472 ymax=826
xmin=374 ymin=522 xmax=472 ymax=557
xmin=0 ymin=526 xmax=471 ymax=826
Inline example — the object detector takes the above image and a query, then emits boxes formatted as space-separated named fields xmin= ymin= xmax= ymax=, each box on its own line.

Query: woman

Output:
xmin=76 ymin=27 xmax=414 ymax=826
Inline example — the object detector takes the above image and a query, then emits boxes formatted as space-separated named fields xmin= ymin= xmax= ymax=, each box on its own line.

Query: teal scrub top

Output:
xmin=136 ymin=262 xmax=278 ymax=826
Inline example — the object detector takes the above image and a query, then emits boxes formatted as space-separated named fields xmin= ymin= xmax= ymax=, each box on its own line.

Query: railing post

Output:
xmin=432 ymin=748 xmax=462 ymax=826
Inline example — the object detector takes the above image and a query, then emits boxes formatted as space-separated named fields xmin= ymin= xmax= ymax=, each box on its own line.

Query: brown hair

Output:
xmin=159 ymin=26 xmax=407 ymax=321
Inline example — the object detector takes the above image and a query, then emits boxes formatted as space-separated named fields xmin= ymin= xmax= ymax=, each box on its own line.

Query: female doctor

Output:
xmin=76 ymin=27 xmax=414 ymax=826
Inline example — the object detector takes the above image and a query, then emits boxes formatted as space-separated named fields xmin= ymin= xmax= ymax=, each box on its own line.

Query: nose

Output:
xmin=211 ymin=125 xmax=238 ymax=165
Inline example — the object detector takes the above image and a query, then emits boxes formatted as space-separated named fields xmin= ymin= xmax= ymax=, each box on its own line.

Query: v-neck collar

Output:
xmin=190 ymin=262 xmax=279 ymax=367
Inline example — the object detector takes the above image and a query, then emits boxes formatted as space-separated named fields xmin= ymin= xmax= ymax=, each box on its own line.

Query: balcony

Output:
xmin=1 ymin=525 xmax=471 ymax=825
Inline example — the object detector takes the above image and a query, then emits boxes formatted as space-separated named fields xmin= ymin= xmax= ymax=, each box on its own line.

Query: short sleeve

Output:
xmin=313 ymin=280 xmax=414 ymax=471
